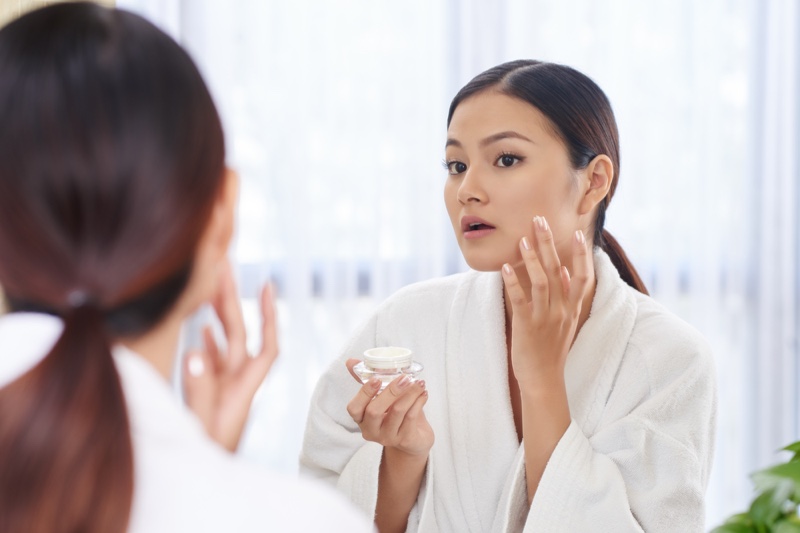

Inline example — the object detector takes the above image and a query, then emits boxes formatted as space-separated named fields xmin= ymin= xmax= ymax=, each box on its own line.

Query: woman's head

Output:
xmin=0 ymin=1 xmax=229 ymax=326
xmin=0 ymin=3 xmax=231 ymax=532
xmin=444 ymin=60 xmax=646 ymax=293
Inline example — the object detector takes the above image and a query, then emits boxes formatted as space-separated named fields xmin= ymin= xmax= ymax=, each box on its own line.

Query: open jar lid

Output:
xmin=363 ymin=347 xmax=413 ymax=369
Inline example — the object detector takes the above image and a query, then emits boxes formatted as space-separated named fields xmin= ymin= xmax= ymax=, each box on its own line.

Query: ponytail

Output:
xmin=0 ymin=305 xmax=134 ymax=533
xmin=597 ymin=229 xmax=648 ymax=295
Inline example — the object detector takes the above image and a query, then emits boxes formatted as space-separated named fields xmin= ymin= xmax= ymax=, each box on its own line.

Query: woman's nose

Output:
xmin=456 ymin=168 xmax=488 ymax=205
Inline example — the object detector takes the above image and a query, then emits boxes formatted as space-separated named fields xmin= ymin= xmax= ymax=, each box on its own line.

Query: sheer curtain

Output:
xmin=118 ymin=0 xmax=798 ymax=526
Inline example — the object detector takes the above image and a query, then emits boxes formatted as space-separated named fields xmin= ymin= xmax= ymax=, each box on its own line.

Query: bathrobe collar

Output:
xmin=441 ymin=249 xmax=638 ymax=527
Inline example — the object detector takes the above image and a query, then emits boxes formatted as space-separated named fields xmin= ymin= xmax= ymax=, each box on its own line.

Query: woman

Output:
xmin=301 ymin=60 xmax=717 ymax=532
xmin=0 ymin=3 xmax=371 ymax=533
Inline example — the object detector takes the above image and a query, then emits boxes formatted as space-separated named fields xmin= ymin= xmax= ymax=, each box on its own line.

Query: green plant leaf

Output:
xmin=752 ymin=462 xmax=800 ymax=506
xmin=710 ymin=512 xmax=756 ymax=532
xmin=774 ymin=519 xmax=800 ymax=533
xmin=715 ymin=442 xmax=800 ymax=530
xmin=749 ymin=489 xmax=783 ymax=526
xmin=782 ymin=442 xmax=800 ymax=454
xmin=782 ymin=442 xmax=800 ymax=463
xmin=710 ymin=523 xmax=757 ymax=533
xmin=725 ymin=513 xmax=755 ymax=525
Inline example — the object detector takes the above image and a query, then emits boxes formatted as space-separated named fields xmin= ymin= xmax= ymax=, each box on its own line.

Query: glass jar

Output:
xmin=352 ymin=347 xmax=423 ymax=392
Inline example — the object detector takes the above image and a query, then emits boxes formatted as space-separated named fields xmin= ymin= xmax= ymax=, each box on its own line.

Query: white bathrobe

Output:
xmin=0 ymin=313 xmax=374 ymax=533
xmin=300 ymin=250 xmax=717 ymax=532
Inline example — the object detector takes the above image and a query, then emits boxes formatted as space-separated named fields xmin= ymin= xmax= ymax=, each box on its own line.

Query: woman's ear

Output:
xmin=200 ymin=167 xmax=239 ymax=261
xmin=578 ymin=154 xmax=613 ymax=215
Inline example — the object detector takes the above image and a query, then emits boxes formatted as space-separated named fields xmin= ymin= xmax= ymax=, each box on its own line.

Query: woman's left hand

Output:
xmin=502 ymin=216 xmax=592 ymax=391
xmin=183 ymin=261 xmax=279 ymax=452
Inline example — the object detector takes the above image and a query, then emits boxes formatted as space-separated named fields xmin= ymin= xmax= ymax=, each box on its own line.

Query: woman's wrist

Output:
xmin=516 ymin=370 xmax=567 ymax=400
xmin=384 ymin=443 xmax=431 ymax=466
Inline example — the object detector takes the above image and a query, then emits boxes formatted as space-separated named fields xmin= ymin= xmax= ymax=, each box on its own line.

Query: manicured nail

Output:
xmin=502 ymin=263 xmax=513 ymax=275
xmin=397 ymin=375 xmax=411 ymax=389
xmin=368 ymin=378 xmax=381 ymax=389
xmin=575 ymin=230 xmax=586 ymax=245
xmin=417 ymin=380 xmax=426 ymax=389
xmin=187 ymin=354 xmax=205 ymax=377
xmin=521 ymin=236 xmax=531 ymax=250
xmin=534 ymin=216 xmax=547 ymax=232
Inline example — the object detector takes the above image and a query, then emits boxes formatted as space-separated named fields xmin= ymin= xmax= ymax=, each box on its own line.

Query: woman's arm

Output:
xmin=345 ymin=365 xmax=433 ymax=533
xmin=376 ymin=442 xmax=428 ymax=532
xmin=500 ymin=218 xmax=716 ymax=531
xmin=502 ymin=217 xmax=591 ymax=502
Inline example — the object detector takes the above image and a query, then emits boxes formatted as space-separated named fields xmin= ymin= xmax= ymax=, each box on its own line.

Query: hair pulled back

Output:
xmin=0 ymin=3 xmax=225 ymax=532
xmin=448 ymin=60 xmax=647 ymax=294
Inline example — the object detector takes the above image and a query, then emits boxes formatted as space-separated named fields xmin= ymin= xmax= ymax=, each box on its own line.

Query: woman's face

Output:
xmin=444 ymin=91 xmax=585 ymax=272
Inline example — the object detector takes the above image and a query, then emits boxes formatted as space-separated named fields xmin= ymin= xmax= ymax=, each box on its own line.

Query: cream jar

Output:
xmin=353 ymin=347 xmax=423 ymax=392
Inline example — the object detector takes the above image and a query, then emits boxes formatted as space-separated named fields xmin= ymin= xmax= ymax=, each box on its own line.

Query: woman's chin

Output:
xmin=462 ymin=256 xmax=505 ymax=273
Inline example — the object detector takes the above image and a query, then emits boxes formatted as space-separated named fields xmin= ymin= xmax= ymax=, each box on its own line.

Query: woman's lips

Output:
xmin=463 ymin=227 xmax=496 ymax=240
xmin=460 ymin=215 xmax=496 ymax=240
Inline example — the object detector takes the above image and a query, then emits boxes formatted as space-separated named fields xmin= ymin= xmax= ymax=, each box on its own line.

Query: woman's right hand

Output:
xmin=344 ymin=359 xmax=434 ymax=458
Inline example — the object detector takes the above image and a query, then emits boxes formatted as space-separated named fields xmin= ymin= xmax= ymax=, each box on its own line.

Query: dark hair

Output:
xmin=447 ymin=60 xmax=648 ymax=294
xmin=0 ymin=3 xmax=225 ymax=533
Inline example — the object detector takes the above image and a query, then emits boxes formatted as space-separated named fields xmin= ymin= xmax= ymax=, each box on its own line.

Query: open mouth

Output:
xmin=466 ymin=222 xmax=494 ymax=231
xmin=461 ymin=216 xmax=496 ymax=239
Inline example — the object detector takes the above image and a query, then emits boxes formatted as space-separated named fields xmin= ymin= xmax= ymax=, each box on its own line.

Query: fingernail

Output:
xmin=540 ymin=217 xmax=550 ymax=232
xmin=502 ymin=263 xmax=512 ymax=275
xmin=521 ymin=236 xmax=531 ymax=250
xmin=575 ymin=230 xmax=586 ymax=245
xmin=187 ymin=354 xmax=205 ymax=377
xmin=368 ymin=378 xmax=381 ymax=389
xmin=397 ymin=375 xmax=411 ymax=389
xmin=417 ymin=380 xmax=426 ymax=389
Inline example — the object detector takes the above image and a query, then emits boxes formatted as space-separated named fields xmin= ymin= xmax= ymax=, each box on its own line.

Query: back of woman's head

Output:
xmin=448 ymin=60 xmax=647 ymax=294
xmin=0 ymin=3 xmax=225 ymax=532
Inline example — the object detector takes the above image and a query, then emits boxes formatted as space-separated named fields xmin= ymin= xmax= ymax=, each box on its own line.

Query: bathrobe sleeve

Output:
xmin=506 ymin=306 xmax=717 ymax=533
xmin=299 ymin=312 xmax=385 ymax=520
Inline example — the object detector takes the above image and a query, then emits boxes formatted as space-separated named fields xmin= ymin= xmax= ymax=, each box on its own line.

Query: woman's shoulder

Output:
xmin=626 ymin=288 xmax=714 ymax=377
xmin=116 ymin=351 xmax=371 ymax=532
xmin=630 ymin=290 xmax=710 ymax=351
xmin=130 ymin=434 xmax=372 ymax=532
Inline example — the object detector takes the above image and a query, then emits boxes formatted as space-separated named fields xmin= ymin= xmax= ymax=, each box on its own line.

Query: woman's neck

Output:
xmin=121 ymin=310 xmax=185 ymax=380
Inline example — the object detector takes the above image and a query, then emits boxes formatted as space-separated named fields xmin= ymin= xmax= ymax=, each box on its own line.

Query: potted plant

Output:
xmin=713 ymin=442 xmax=800 ymax=532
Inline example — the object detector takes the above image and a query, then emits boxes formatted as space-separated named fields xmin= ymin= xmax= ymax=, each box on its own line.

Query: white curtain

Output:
xmin=751 ymin=0 xmax=799 ymax=496
xmin=118 ymin=0 xmax=799 ymax=527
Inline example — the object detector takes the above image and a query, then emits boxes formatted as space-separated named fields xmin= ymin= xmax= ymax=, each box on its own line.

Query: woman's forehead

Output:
xmin=446 ymin=91 xmax=560 ymax=148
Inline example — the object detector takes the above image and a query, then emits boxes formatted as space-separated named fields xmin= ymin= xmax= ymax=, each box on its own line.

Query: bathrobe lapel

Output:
xmin=492 ymin=249 xmax=639 ymax=532
xmin=563 ymin=250 xmax=637 ymax=434
xmin=440 ymin=270 xmax=520 ymax=531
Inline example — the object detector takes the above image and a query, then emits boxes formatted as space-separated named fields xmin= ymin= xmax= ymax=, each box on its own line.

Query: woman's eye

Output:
xmin=446 ymin=161 xmax=467 ymax=175
xmin=496 ymin=154 xmax=520 ymax=168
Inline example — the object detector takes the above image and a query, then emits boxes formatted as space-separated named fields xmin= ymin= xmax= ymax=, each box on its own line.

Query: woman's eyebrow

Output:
xmin=480 ymin=131 xmax=534 ymax=147
xmin=445 ymin=131 xmax=534 ymax=150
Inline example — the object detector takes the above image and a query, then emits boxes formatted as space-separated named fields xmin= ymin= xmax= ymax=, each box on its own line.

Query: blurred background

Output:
xmin=4 ymin=0 xmax=799 ymax=527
